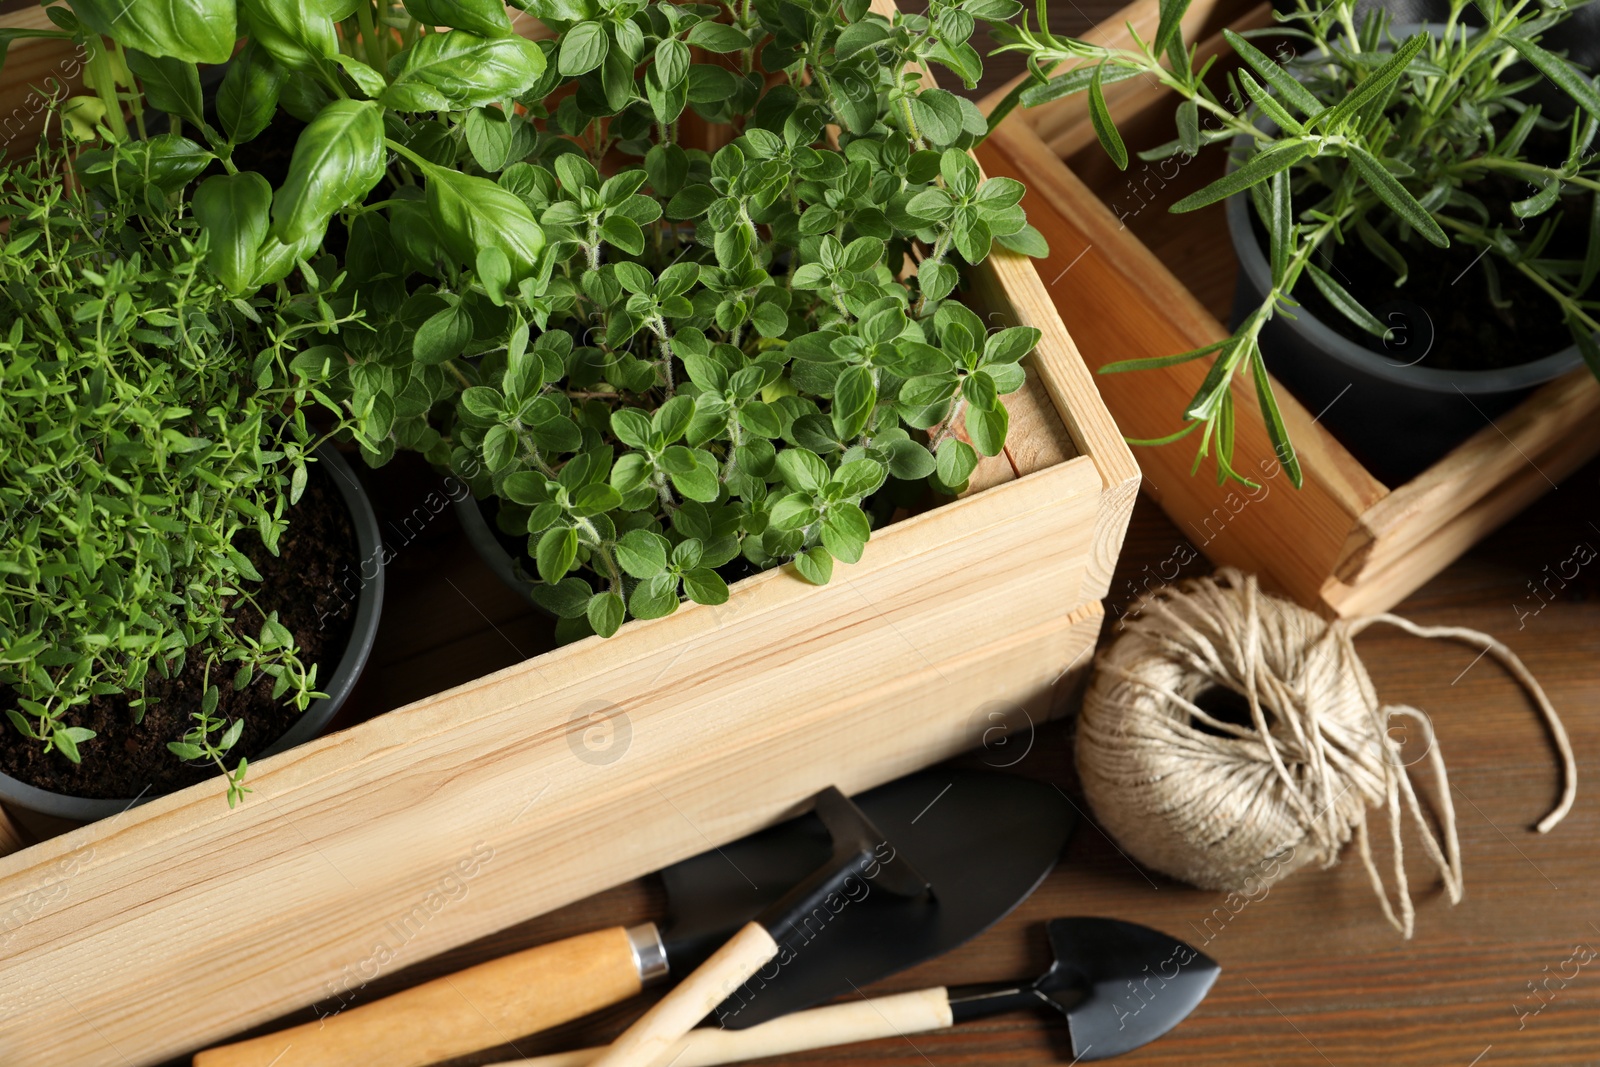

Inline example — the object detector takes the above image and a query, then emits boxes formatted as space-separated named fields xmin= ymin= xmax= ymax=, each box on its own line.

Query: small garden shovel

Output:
xmin=504 ymin=917 xmax=1220 ymax=1066
xmin=193 ymin=771 xmax=1070 ymax=1067
xmin=578 ymin=785 xmax=937 ymax=1067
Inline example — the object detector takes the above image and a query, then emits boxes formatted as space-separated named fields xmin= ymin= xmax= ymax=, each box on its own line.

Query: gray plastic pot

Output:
xmin=1225 ymin=24 xmax=1588 ymax=487
xmin=454 ymin=491 xmax=544 ymax=610
xmin=0 ymin=443 xmax=384 ymax=823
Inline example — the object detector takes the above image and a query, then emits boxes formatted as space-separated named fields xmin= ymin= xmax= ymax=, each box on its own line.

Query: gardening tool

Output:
xmin=193 ymin=770 xmax=1071 ymax=1067
xmin=506 ymin=917 xmax=1220 ymax=1066
xmin=582 ymin=779 xmax=1100 ymax=1067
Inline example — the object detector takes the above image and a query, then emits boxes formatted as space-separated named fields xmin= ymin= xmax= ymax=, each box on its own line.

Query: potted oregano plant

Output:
xmin=23 ymin=0 xmax=1060 ymax=642
xmin=0 ymin=102 xmax=384 ymax=819
xmin=992 ymin=0 xmax=1600 ymax=486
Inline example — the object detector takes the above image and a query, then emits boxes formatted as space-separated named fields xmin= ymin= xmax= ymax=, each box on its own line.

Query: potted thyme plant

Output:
xmin=992 ymin=0 xmax=1600 ymax=486
xmin=0 ymin=106 xmax=384 ymax=818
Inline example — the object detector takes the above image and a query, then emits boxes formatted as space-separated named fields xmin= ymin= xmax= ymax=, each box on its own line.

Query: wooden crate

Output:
xmin=0 ymin=1 xmax=82 ymax=161
xmin=976 ymin=0 xmax=1600 ymax=617
xmin=0 ymin=11 xmax=1138 ymax=1066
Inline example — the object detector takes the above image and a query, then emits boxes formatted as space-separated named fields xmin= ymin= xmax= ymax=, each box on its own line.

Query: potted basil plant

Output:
xmin=993 ymin=0 xmax=1600 ymax=486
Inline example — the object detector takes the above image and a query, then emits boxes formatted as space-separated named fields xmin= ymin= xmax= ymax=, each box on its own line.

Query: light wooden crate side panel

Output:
xmin=975 ymin=119 xmax=1383 ymax=610
xmin=0 ymin=459 xmax=1103 ymax=1067
xmin=1323 ymin=371 xmax=1600 ymax=615
xmin=0 ymin=455 xmax=1100 ymax=876
xmin=965 ymin=249 xmax=1139 ymax=602
xmin=1332 ymin=368 xmax=1600 ymax=593
xmin=0 ymin=605 xmax=1103 ymax=1067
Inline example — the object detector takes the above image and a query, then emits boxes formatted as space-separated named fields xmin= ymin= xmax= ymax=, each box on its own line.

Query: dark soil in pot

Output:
xmin=1229 ymin=118 xmax=1591 ymax=487
xmin=0 ymin=461 xmax=358 ymax=799
xmin=1249 ymin=126 xmax=1591 ymax=373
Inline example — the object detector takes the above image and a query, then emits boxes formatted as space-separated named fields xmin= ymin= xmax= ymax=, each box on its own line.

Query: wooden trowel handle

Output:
xmin=500 ymin=987 xmax=955 ymax=1067
xmin=585 ymin=921 xmax=779 ymax=1067
xmin=193 ymin=925 xmax=650 ymax=1067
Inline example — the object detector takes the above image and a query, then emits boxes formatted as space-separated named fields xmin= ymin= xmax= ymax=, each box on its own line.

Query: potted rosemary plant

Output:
xmin=993 ymin=0 xmax=1600 ymax=486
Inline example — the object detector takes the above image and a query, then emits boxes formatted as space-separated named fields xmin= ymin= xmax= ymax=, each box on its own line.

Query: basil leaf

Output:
xmin=125 ymin=50 xmax=204 ymax=129
xmin=384 ymin=32 xmax=548 ymax=111
xmin=402 ymin=0 xmax=513 ymax=37
xmin=193 ymin=172 xmax=272 ymax=294
xmin=412 ymin=164 xmax=543 ymax=286
xmin=74 ymin=0 xmax=236 ymax=65
xmin=271 ymin=99 xmax=386 ymax=246
xmin=331 ymin=53 xmax=387 ymax=98
xmin=465 ymin=106 xmax=514 ymax=171
xmin=240 ymin=0 xmax=339 ymax=71
xmin=217 ymin=41 xmax=286 ymax=144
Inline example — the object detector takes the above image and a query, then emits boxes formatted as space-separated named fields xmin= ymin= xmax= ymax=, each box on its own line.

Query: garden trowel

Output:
xmin=193 ymin=770 xmax=1071 ymax=1067
xmin=505 ymin=917 xmax=1220 ymax=1067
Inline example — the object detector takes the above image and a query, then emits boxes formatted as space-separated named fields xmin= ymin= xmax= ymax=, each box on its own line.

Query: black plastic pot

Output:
xmin=454 ymin=492 xmax=544 ymax=610
xmin=0 ymin=444 xmax=384 ymax=823
xmin=1224 ymin=24 xmax=1589 ymax=486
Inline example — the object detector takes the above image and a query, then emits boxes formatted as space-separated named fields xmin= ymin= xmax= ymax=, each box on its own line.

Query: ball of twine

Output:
xmin=1078 ymin=568 xmax=1576 ymax=937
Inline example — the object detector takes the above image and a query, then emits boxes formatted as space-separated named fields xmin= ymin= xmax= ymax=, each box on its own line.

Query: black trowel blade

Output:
xmin=1047 ymin=916 xmax=1220 ymax=1061
xmin=659 ymin=770 xmax=1075 ymax=1030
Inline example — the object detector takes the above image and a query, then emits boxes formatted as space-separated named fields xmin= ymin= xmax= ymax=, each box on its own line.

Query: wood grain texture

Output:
xmin=0 ymin=449 xmax=1108 ymax=1067
xmin=0 ymin=805 xmax=24 ymax=857
xmin=0 ymin=5 xmax=1138 ymax=1061
xmin=1325 ymin=369 xmax=1600 ymax=614
xmin=192 ymin=926 xmax=645 ymax=1067
xmin=299 ymin=471 xmax=1597 ymax=1067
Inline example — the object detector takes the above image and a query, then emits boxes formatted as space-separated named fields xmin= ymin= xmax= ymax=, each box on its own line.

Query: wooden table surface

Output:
xmin=189 ymin=440 xmax=1599 ymax=1067
xmin=128 ymin=2 xmax=1600 ymax=1063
